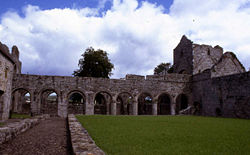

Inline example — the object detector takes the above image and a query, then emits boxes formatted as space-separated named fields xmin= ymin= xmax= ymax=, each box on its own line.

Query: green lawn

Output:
xmin=10 ymin=113 xmax=31 ymax=119
xmin=76 ymin=115 xmax=250 ymax=155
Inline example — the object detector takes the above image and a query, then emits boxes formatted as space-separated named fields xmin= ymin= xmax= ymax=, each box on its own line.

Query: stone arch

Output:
xmin=157 ymin=93 xmax=171 ymax=115
xmin=11 ymin=88 xmax=32 ymax=115
xmin=94 ymin=91 xmax=112 ymax=115
xmin=40 ymin=88 xmax=59 ymax=116
xmin=175 ymin=93 xmax=189 ymax=114
xmin=193 ymin=101 xmax=202 ymax=115
xmin=67 ymin=90 xmax=86 ymax=114
xmin=179 ymin=69 xmax=187 ymax=74
xmin=116 ymin=92 xmax=133 ymax=115
xmin=138 ymin=92 xmax=153 ymax=115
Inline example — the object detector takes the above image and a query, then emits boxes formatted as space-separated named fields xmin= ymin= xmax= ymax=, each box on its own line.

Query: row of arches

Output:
xmin=10 ymin=88 xmax=190 ymax=116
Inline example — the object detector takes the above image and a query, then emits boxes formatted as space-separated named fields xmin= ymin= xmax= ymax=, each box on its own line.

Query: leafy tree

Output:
xmin=154 ymin=62 xmax=173 ymax=75
xmin=73 ymin=47 xmax=114 ymax=78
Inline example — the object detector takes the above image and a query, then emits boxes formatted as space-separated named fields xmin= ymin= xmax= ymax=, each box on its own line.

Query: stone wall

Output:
xmin=0 ymin=42 xmax=15 ymax=121
xmin=12 ymin=73 xmax=192 ymax=118
xmin=192 ymin=71 xmax=250 ymax=118
xmin=193 ymin=44 xmax=223 ymax=74
xmin=68 ymin=114 xmax=105 ymax=155
xmin=173 ymin=35 xmax=193 ymax=74
xmin=1 ymin=35 xmax=249 ymax=120
xmin=0 ymin=114 xmax=50 ymax=144
xmin=211 ymin=52 xmax=245 ymax=78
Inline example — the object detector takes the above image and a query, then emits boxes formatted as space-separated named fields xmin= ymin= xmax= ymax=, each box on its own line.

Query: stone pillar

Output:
xmin=85 ymin=93 xmax=94 ymax=115
xmin=16 ymin=92 xmax=22 ymax=112
xmin=58 ymin=91 xmax=67 ymax=118
xmin=106 ymin=103 xmax=110 ymax=115
xmin=30 ymin=91 xmax=35 ymax=115
xmin=111 ymin=101 xmax=116 ymax=115
xmin=132 ymin=100 xmax=138 ymax=115
xmin=36 ymin=92 xmax=42 ymax=115
xmin=13 ymin=91 xmax=19 ymax=112
xmin=152 ymin=103 xmax=157 ymax=115
xmin=171 ymin=102 xmax=176 ymax=115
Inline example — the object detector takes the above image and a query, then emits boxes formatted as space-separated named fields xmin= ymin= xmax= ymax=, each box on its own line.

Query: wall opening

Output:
xmin=68 ymin=92 xmax=85 ymax=114
xmin=11 ymin=89 xmax=31 ymax=115
xmin=94 ymin=92 xmax=112 ymax=115
xmin=193 ymin=101 xmax=202 ymax=115
xmin=5 ymin=68 xmax=8 ymax=78
xmin=158 ymin=93 xmax=171 ymax=115
xmin=0 ymin=90 xmax=4 ymax=118
xmin=176 ymin=94 xmax=188 ymax=114
xmin=41 ymin=90 xmax=58 ymax=116
xmin=138 ymin=93 xmax=152 ymax=115
xmin=179 ymin=70 xmax=187 ymax=74
xmin=116 ymin=92 xmax=132 ymax=115
xmin=215 ymin=108 xmax=222 ymax=116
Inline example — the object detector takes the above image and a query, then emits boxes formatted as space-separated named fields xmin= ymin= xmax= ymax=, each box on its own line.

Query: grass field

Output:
xmin=10 ymin=113 xmax=31 ymax=119
xmin=76 ymin=115 xmax=250 ymax=155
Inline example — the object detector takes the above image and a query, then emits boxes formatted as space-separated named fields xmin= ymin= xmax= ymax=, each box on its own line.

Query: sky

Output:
xmin=0 ymin=0 xmax=250 ymax=78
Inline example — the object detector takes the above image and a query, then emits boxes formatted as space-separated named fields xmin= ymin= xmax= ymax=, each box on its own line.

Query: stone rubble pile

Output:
xmin=68 ymin=114 xmax=105 ymax=155
xmin=0 ymin=114 xmax=49 ymax=144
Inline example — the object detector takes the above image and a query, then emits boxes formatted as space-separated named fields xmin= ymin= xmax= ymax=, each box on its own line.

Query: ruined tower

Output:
xmin=173 ymin=35 xmax=193 ymax=74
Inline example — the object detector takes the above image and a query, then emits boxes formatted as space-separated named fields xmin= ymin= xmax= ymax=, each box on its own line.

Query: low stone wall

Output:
xmin=68 ymin=114 xmax=105 ymax=155
xmin=0 ymin=114 xmax=49 ymax=144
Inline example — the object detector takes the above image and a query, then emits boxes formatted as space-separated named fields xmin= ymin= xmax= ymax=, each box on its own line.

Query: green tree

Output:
xmin=154 ymin=62 xmax=173 ymax=75
xmin=73 ymin=47 xmax=114 ymax=78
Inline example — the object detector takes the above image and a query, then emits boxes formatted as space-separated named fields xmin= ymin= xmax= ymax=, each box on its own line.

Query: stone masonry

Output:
xmin=0 ymin=35 xmax=249 ymax=120
xmin=0 ymin=42 xmax=21 ymax=120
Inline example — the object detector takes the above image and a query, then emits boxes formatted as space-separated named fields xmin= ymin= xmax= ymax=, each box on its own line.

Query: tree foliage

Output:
xmin=73 ymin=47 xmax=114 ymax=78
xmin=154 ymin=62 xmax=173 ymax=75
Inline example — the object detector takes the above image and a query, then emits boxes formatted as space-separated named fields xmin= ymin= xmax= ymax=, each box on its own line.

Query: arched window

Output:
xmin=5 ymin=67 xmax=8 ymax=78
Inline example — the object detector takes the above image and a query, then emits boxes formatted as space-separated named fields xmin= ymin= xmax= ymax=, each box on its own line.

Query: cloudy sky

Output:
xmin=0 ymin=0 xmax=250 ymax=78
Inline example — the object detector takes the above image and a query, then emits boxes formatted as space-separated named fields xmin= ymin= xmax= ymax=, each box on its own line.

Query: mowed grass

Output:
xmin=76 ymin=115 xmax=250 ymax=155
xmin=10 ymin=113 xmax=31 ymax=119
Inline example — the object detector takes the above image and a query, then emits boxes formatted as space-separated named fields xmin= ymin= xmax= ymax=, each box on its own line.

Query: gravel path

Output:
xmin=0 ymin=117 xmax=72 ymax=155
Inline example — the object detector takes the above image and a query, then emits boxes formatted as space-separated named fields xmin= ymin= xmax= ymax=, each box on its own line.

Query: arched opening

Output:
xmin=94 ymin=92 xmax=112 ymax=115
xmin=0 ymin=90 xmax=4 ymax=117
xmin=41 ymin=90 xmax=58 ymax=116
xmin=22 ymin=92 xmax=31 ymax=114
xmin=138 ymin=93 xmax=153 ymax=115
xmin=215 ymin=108 xmax=222 ymax=116
xmin=116 ymin=92 xmax=132 ymax=115
xmin=158 ymin=93 xmax=171 ymax=115
xmin=193 ymin=101 xmax=202 ymax=115
xmin=14 ymin=65 xmax=17 ymax=73
xmin=11 ymin=89 xmax=31 ymax=115
xmin=68 ymin=92 xmax=85 ymax=114
xmin=179 ymin=70 xmax=187 ymax=74
xmin=176 ymin=94 xmax=188 ymax=114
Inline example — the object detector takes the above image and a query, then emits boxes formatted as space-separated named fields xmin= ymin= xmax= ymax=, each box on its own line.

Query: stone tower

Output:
xmin=173 ymin=35 xmax=193 ymax=74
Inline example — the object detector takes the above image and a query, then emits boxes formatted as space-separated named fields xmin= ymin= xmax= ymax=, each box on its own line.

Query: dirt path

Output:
xmin=0 ymin=117 xmax=72 ymax=155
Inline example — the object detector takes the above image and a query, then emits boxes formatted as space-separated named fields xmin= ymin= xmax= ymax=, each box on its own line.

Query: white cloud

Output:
xmin=0 ymin=0 xmax=250 ymax=78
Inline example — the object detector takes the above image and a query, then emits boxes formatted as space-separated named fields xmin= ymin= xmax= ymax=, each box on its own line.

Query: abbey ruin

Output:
xmin=0 ymin=36 xmax=249 ymax=121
